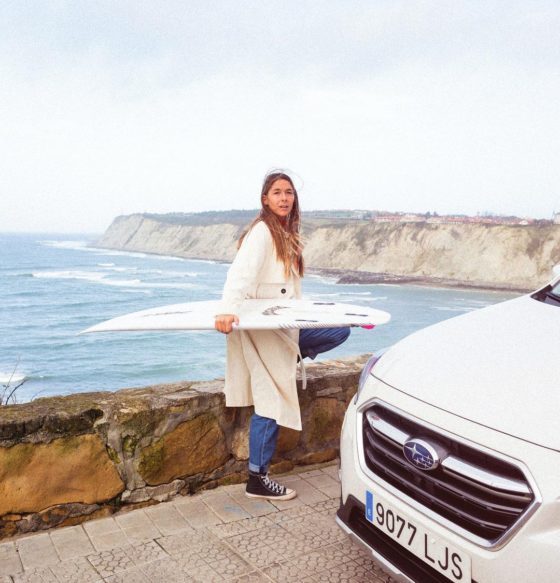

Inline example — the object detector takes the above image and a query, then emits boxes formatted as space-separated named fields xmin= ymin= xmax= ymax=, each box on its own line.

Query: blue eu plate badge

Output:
xmin=366 ymin=491 xmax=374 ymax=522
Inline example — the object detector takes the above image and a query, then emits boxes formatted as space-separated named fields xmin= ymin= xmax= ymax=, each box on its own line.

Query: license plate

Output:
xmin=365 ymin=490 xmax=471 ymax=583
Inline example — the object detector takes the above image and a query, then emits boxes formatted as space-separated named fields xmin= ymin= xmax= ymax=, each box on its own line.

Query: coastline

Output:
xmin=92 ymin=243 xmax=530 ymax=294
xmin=308 ymin=268 xmax=531 ymax=293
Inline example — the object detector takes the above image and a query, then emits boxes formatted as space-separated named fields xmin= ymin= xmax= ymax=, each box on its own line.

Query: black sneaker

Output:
xmin=245 ymin=471 xmax=297 ymax=500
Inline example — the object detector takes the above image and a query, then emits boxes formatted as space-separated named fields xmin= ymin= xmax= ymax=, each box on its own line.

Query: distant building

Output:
xmin=554 ymin=212 xmax=560 ymax=225
xmin=400 ymin=213 xmax=425 ymax=222
xmin=309 ymin=208 xmax=550 ymax=226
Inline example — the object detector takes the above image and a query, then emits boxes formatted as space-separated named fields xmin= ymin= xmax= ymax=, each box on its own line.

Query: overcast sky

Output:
xmin=2 ymin=1 xmax=560 ymax=233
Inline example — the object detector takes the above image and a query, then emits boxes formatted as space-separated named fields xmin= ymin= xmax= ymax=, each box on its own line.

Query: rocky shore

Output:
xmin=308 ymin=268 xmax=526 ymax=292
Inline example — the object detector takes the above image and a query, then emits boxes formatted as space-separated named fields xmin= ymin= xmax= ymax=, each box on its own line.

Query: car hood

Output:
xmin=373 ymin=294 xmax=560 ymax=451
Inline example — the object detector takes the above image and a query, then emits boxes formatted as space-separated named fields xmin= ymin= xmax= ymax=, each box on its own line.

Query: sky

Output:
xmin=2 ymin=1 xmax=560 ymax=233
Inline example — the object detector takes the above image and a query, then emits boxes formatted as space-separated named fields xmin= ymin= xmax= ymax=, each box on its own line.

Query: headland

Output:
xmin=96 ymin=211 xmax=560 ymax=292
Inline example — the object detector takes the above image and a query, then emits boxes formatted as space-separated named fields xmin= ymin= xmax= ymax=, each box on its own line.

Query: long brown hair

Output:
xmin=239 ymin=171 xmax=304 ymax=277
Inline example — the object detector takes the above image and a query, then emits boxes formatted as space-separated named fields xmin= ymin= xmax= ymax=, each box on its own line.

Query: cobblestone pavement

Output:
xmin=0 ymin=463 xmax=394 ymax=583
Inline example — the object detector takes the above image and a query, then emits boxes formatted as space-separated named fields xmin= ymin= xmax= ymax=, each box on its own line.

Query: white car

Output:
xmin=337 ymin=267 xmax=560 ymax=583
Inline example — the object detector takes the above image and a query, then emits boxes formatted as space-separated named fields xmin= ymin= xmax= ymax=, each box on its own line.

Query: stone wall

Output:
xmin=0 ymin=357 xmax=366 ymax=540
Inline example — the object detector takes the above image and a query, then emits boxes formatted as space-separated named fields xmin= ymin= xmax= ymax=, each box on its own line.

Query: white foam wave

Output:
xmin=308 ymin=292 xmax=387 ymax=303
xmin=102 ymin=265 xmax=199 ymax=278
xmin=86 ymin=247 xmax=149 ymax=259
xmin=32 ymin=269 xmax=198 ymax=290
xmin=120 ymin=289 xmax=152 ymax=294
xmin=97 ymin=262 xmax=116 ymax=267
xmin=347 ymin=296 xmax=387 ymax=302
xmin=156 ymin=255 xmax=187 ymax=262
xmin=186 ymin=258 xmax=220 ymax=265
xmin=0 ymin=373 xmax=26 ymax=384
xmin=306 ymin=274 xmax=338 ymax=283
xmin=433 ymin=306 xmax=473 ymax=312
xmin=139 ymin=282 xmax=197 ymax=289
xmin=33 ymin=270 xmax=106 ymax=282
xmin=89 ymin=248 xmax=205 ymax=263
xmin=101 ymin=278 xmax=143 ymax=287
xmin=39 ymin=240 xmax=89 ymax=250
xmin=104 ymin=266 xmax=137 ymax=273
xmin=340 ymin=292 xmax=388 ymax=301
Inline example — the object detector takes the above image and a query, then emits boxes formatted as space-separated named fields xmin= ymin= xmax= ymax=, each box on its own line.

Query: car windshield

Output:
xmin=533 ymin=279 xmax=560 ymax=306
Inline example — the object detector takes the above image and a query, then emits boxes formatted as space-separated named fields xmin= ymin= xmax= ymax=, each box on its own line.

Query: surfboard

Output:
xmin=81 ymin=299 xmax=391 ymax=333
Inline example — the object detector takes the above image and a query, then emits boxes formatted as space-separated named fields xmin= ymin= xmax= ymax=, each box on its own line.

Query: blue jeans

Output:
xmin=248 ymin=327 xmax=350 ymax=473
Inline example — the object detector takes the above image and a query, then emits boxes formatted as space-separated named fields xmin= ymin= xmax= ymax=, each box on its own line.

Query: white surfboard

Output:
xmin=81 ymin=299 xmax=391 ymax=333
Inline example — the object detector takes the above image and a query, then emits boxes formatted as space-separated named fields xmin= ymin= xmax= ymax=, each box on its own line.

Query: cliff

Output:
xmin=97 ymin=213 xmax=560 ymax=291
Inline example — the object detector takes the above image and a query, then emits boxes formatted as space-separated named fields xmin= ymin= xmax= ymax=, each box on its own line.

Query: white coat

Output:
xmin=219 ymin=220 xmax=303 ymax=430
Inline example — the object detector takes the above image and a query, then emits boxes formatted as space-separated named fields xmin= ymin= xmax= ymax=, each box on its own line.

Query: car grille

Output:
xmin=362 ymin=402 xmax=535 ymax=544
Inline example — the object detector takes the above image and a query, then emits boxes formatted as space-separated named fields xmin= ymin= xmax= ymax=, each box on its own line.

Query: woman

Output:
xmin=215 ymin=171 xmax=349 ymax=500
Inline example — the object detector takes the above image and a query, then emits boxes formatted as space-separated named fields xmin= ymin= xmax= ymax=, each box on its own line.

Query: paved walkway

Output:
xmin=0 ymin=463 xmax=392 ymax=583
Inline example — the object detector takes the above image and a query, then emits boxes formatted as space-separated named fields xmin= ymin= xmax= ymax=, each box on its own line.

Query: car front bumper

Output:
xmin=337 ymin=381 xmax=560 ymax=583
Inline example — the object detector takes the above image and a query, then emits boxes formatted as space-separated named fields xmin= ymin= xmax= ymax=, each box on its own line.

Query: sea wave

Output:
xmin=306 ymin=273 xmax=339 ymax=284
xmin=33 ymin=270 xmax=106 ymax=282
xmin=0 ymin=373 xmax=26 ymax=384
xmin=85 ymin=247 xmax=149 ymax=259
xmin=104 ymin=267 xmax=200 ymax=278
xmin=103 ymin=266 xmax=138 ymax=273
xmin=31 ymin=270 xmax=198 ymax=290
xmin=120 ymin=289 xmax=153 ymax=294
xmin=155 ymin=255 xmax=188 ymax=262
xmin=186 ymin=258 xmax=222 ymax=266
xmin=39 ymin=240 xmax=89 ymax=250
xmin=308 ymin=292 xmax=387 ymax=302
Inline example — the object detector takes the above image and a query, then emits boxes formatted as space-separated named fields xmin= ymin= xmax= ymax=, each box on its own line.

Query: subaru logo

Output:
xmin=403 ymin=438 xmax=440 ymax=471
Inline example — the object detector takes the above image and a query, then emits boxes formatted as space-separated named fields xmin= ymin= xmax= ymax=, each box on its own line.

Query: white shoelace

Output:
xmin=263 ymin=474 xmax=285 ymax=494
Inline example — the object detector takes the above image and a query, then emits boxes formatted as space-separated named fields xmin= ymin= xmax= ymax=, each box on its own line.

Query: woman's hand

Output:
xmin=214 ymin=314 xmax=240 ymax=334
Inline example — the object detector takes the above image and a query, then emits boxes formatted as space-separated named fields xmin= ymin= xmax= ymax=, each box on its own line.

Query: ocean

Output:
xmin=0 ymin=233 xmax=517 ymax=403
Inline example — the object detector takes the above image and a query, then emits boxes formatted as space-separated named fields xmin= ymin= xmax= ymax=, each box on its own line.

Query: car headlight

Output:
xmin=354 ymin=352 xmax=384 ymax=404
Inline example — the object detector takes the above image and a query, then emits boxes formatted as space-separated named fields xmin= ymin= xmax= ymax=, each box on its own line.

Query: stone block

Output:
xmin=138 ymin=413 xmax=228 ymax=485
xmin=231 ymin=424 xmax=249 ymax=460
xmin=16 ymin=532 xmax=60 ymax=570
xmin=0 ymin=394 xmax=106 ymax=445
xmin=295 ymin=449 xmax=338 ymax=465
xmin=120 ymin=480 xmax=185 ymax=504
xmin=276 ymin=426 xmax=300 ymax=454
xmin=144 ymin=503 xmax=192 ymax=535
xmin=174 ymin=497 xmax=223 ymax=529
xmin=22 ymin=502 xmax=102 ymax=533
xmin=0 ymin=541 xmax=22 ymax=576
xmin=302 ymin=398 xmax=346 ymax=449
xmin=50 ymin=556 xmax=101 ymax=582
xmin=49 ymin=525 xmax=95 ymax=559
xmin=0 ymin=434 xmax=124 ymax=515
xmin=202 ymin=493 xmax=252 ymax=523
xmin=115 ymin=510 xmax=160 ymax=542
